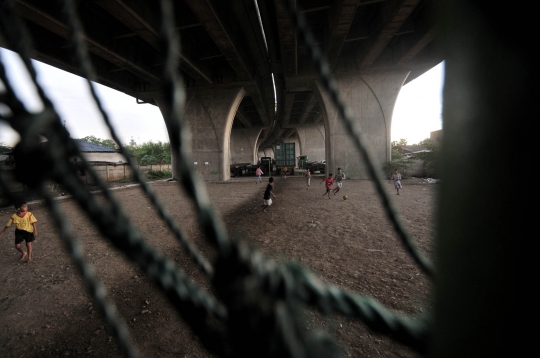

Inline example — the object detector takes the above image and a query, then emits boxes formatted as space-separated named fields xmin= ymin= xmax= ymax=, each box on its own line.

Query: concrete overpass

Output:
xmin=1 ymin=0 xmax=442 ymax=180
xmin=1 ymin=1 xmax=534 ymax=356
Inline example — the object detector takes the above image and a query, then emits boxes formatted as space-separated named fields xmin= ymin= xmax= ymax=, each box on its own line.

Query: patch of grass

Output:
xmin=145 ymin=170 xmax=172 ymax=180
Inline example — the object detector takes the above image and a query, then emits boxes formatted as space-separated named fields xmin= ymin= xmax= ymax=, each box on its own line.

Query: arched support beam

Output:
xmin=155 ymin=86 xmax=245 ymax=181
xmin=312 ymin=70 xmax=408 ymax=178
xmin=296 ymin=123 xmax=326 ymax=162
xmin=230 ymin=126 xmax=264 ymax=164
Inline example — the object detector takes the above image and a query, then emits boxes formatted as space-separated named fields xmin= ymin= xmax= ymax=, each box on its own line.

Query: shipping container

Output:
xmin=275 ymin=143 xmax=295 ymax=166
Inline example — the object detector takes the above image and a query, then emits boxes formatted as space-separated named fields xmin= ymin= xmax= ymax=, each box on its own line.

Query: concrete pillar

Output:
xmin=230 ymin=127 xmax=263 ymax=164
xmin=296 ymin=123 xmax=325 ymax=162
xmin=313 ymin=70 xmax=409 ymax=178
xmin=155 ymin=86 xmax=245 ymax=181
xmin=431 ymin=1 xmax=531 ymax=356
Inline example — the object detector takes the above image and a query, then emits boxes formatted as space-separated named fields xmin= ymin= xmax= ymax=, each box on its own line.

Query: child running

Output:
xmin=255 ymin=166 xmax=264 ymax=184
xmin=0 ymin=201 xmax=38 ymax=262
xmin=389 ymin=169 xmax=402 ymax=195
xmin=305 ymin=169 xmax=311 ymax=189
xmin=262 ymin=177 xmax=277 ymax=212
xmin=332 ymin=168 xmax=346 ymax=195
xmin=320 ymin=173 xmax=334 ymax=199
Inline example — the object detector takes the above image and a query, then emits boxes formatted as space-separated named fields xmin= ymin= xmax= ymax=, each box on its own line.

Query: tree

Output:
xmin=0 ymin=142 xmax=13 ymax=153
xmin=391 ymin=138 xmax=408 ymax=147
xmin=385 ymin=139 xmax=413 ymax=178
xmin=77 ymin=136 xmax=118 ymax=149
xmin=123 ymin=140 xmax=171 ymax=165
xmin=413 ymin=138 xmax=440 ymax=178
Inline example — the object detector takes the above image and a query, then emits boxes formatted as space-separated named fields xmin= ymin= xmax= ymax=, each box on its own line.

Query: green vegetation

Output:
xmin=124 ymin=140 xmax=171 ymax=165
xmin=414 ymin=138 xmax=440 ymax=178
xmin=75 ymin=137 xmax=172 ymax=165
xmin=385 ymin=140 xmax=414 ymax=178
xmin=76 ymin=135 xmax=118 ymax=149
xmin=391 ymin=138 xmax=408 ymax=147
xmin=0 ymin=142 xmax=13 ymax=153
xmin=385 ymin=137 xmax=441 ymax=179
xmin=145 ymin=170 xmax=172 ymax=180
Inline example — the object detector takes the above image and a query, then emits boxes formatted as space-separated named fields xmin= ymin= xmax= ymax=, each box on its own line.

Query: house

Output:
xmin=74 ymin=140 xmax=127 ymax=163
xmin=430 ymin=129 xmax=443 ymax=144
xmin=395 ymin=145 xmax=429 ymax=156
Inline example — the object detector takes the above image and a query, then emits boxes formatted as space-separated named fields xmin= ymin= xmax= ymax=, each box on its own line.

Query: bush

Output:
xmin=383 ymin=147 xmax=414 ymax=178
xmin=414 ymin=139 xmax=440 ymax=178
xmin=384 ymin=159 xmax=414 ymax=179
xmin=145 ymin=170 xmax=172 ymax=180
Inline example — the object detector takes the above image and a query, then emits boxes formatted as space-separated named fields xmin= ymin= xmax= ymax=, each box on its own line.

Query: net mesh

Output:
xmin=0 ymin=0 xmax=433 ymax=357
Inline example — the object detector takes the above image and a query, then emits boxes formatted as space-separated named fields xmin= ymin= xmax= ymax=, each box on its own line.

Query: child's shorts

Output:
xmin=394 ymin=181 xmax=402 ymax=189
xmin=15 ymin=229 xmax=35 ymax=244
xmin=264 ymin=199 xmax=273 ymax=206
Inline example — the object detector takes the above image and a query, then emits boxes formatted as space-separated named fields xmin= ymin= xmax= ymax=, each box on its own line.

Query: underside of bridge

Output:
xmin=1 ymin=0 xmax=442 ymax=180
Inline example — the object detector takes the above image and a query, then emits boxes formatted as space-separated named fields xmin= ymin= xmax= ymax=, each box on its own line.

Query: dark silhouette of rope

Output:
xmin=59 ymin=0 xmax=214 ymax=278
xmin=0 ymin=0 xmax=433 ymax=356
xmin=278 ymin=0 xmax=434 ymax=278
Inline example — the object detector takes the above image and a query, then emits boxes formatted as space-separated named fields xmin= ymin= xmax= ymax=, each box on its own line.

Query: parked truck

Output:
xmin=259 ymin=156 xmax=276 ymax=175
xmin=297 ymin=155 xmax=308 ymax=169
xmin=306 ymin=161 xmax=325 ymax=174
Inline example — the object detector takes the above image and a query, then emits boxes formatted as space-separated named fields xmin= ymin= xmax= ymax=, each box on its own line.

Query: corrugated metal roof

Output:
xmin=75 ymin=140 xmax=117 ymax=153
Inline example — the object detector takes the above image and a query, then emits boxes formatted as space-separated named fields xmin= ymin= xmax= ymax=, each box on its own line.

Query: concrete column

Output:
xmin=155 ymin=86 xmax=245 ymax=181
xmin=313 ymin=70 xmax=409 ymax=178
xmin=296 ymin=123 xmax=325 ymax=162
xmin=230 ymin=127 xmax=263 ymax=164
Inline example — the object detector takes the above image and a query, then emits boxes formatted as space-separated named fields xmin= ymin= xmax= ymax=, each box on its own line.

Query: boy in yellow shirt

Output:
xmin=0 ymin=201 xmax=38 ymax=262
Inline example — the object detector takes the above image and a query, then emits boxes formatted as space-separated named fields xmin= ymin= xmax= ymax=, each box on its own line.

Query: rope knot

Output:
xmin=13 ymin=140 xmax=55 ymax=188
xmin=214 ymin=241 xmax=343 ymax=358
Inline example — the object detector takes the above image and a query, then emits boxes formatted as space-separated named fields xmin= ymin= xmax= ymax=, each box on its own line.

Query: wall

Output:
xmin=80 ymin=163 xmax=172 ymax=184
xmin=296 ymin=123 xmax=325 ymax=162
xmin=83 ymin=152 xmax=126 ymax=163
xmin=229 ymin=127 xmax=262 ymax=164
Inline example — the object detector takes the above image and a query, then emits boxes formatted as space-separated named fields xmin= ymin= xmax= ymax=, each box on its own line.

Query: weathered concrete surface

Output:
xmin=184 ymin=86 xmax=244 ymax=181
xmin=257 ymin=147 xmax=275 ymax=160
xmin=230 ymin=127 xmax=263 ymax=164
xmin=296 ymin=123 xmax=326 ymax=162
xmin=156 ymin=86 xmax=245 ymax=181
xmin=313 ymin=70 xmax=408 ymax=179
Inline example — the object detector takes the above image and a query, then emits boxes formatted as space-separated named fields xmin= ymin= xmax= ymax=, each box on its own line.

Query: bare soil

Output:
xmin=0 ymin=174 xmax=437 ymax=357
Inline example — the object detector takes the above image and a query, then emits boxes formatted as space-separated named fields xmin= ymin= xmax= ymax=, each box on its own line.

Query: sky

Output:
xmin=391 ymin=62 xmax=444 ymax=144
xmin=0 ymin=48 xmax=169 ymax=147
xmin=0 ymin=48 xmax=444 ymax=147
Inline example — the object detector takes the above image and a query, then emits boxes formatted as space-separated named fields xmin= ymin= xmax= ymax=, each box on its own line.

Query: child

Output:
xmin=262 ymin=177 xmax=277 ymax=212
xmin=0 ymin=201 xmax=38 ymax=262
xmin=389 ymin=169 xmax=402 ymax=195
xmin=332 ymin=168 xmax=346 ymax=195
xmin=320 ymin=173 xmax=334 ymax=199
xmin=305 ymin=169 xmax=311 ymax=189
xmin=255 ymin=166 xmax=264 ymax=184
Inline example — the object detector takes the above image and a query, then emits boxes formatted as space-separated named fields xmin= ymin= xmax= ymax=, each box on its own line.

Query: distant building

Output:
xmin=395 ymin=145 xmax=429 ymax=155
xmin=430 ymin=129 xmax=443 ymax=144
xmin=74 ymin=140 xmax=127 ymax=163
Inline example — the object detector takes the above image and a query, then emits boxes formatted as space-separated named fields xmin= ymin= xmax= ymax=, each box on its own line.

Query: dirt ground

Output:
xmin=0 ymin=174 xmax=437 ymax=357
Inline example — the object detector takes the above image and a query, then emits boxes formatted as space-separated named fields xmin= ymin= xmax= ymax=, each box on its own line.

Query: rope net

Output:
xmin=0 ymin=0 xmax=433 ymax=357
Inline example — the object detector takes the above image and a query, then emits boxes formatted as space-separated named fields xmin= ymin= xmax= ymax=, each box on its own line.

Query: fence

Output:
xmin=0 ymin=163 xmax=172 ymax=191
xmin=79 ymin=163 xmax=172 ymax=184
